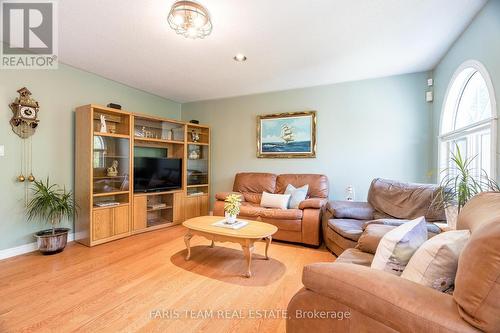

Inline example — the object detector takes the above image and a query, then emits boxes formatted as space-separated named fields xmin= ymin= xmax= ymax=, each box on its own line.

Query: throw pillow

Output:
xmin=371 ymin=216 xmax=428 ymax=276
xmin=260 ymin=192 xmax=291 ymax=210
xmin=284 ymin=184 xmax=309 ymax=209
xmin=401 ymin=230 xmax=470 ymax=292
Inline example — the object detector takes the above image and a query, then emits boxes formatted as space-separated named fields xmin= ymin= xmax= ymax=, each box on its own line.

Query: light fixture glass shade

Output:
xmin=168 ymin=1 xmax=212 ymax=39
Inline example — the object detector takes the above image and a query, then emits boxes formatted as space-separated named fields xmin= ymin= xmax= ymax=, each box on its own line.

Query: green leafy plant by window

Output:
xmin=26 ymin=178 xmax=77 ymax=234
xmin=432 ymin=144 xmax=499 ymax=213
xmin=224 ymin=194 xmax=242 ymax=216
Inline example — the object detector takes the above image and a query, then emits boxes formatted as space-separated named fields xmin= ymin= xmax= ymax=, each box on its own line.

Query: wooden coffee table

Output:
xmin=183 ymin=216 xmax=278 ymax=278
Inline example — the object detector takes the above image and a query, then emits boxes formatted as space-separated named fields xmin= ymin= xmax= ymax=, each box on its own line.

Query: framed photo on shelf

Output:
xmin=257 ymin=111 xmax=316 ymax=158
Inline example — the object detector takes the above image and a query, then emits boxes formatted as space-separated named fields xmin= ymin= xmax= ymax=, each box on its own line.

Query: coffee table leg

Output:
xmin=265 ymin=236 xmax=272 ymax=260
xmin=210 ymin=240 xmax=215 ymax=248
xmin=242 ymin=241 xmax=255 ymax=278
xmin=184 ymin=232 xmax=193 ymax=260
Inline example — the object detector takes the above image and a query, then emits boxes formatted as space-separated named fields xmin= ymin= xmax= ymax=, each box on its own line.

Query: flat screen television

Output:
xmin=134 ymin=157 xmax=182 ymax=193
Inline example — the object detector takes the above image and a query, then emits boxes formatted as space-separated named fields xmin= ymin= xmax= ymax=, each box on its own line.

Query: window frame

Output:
xmin=438 ymin=60 xmax=498 ymax=180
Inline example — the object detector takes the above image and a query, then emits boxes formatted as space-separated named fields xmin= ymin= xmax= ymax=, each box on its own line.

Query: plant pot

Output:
xmin=445 ymin=205 xmax=459 ymax=230
xmin=34 ymin=228 xmax=70 ymax=255
xmin=224 ymin=212 xmax=237 ymax=224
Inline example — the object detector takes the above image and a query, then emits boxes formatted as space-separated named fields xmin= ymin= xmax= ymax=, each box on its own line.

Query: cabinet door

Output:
xmin=93 ymin=208 xmax=113 ymax=241
xmin=133 ymin=196 xmax=147 ymax=231
xmin=184 ymin=196 xmax=200 ymax=220
xmin=114 ymin=205 xmax=130 ymax=235
xmin=199 ymin=196 xmax=209 ymax=216
xmin=173 ymin=192 xmax=184 ymax=223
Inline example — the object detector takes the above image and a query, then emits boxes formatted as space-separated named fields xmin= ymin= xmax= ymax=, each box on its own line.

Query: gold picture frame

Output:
xmin=257 ymin=111 xmax=317 ymax=158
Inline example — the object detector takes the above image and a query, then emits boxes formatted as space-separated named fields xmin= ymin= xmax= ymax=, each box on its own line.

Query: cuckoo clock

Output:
xmin=9 ymin=87 xmax=40 ymax=139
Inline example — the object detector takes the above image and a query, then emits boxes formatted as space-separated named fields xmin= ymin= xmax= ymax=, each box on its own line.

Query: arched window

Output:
xmin=439 ymin=61 xmax=497 ymax=180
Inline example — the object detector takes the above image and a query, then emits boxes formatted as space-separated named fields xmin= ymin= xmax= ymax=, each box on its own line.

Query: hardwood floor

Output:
xmin=0 ymin=226 xmax=334 ymax=332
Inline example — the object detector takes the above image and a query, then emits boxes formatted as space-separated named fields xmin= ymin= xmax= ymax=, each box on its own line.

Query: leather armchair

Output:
xmin=213 ymin=173 xmax=329 ymax=246
xmin=323 ymin=178 xmax=446 ymax=256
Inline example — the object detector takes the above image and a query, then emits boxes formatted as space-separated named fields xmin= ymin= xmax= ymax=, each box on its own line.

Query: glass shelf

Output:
xmin=93 ymin=135 xmax=130 ymax=195
xmin=134 ymin=117 xmax=185 ymax=142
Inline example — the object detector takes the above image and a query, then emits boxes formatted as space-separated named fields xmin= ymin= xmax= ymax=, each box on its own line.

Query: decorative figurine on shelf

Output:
xmin=191 ymin=129 xmax=200 ymax=142
xmin=107 ymin=160 xmax=119 ymax=177
xmin=99 ymin=114 xmax=107 ymax=133
xmin=167 ymin=129 xmax=173 ymax=141
xmin=189 ymin=149 xmax=200 ymax=160
xmin=142 ymin=126 xmax=154 ymax=138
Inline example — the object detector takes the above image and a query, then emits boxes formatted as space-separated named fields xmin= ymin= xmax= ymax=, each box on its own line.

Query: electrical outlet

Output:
xmin=0 ymin=145 xmax=4 ymax=157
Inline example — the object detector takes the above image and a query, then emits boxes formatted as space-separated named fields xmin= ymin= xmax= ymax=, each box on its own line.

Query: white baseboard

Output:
xmin=0 ymin=233 xmax=75 ymax=261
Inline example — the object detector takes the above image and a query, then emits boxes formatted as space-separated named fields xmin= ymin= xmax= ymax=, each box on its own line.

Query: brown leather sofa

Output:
xmin=213 ymin=173 xmax=329 ymax=246
xmin=287 ymin=192 xmax=500 ymax=333
xmin=323 ymin=178 xmax=446 ymax=256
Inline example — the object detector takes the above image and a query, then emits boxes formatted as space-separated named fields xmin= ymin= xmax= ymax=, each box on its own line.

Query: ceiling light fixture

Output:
xmin=233 ymin=54 xmax=247 ymax=62
xmin=167 ymin=1 xmax=212 ymax=39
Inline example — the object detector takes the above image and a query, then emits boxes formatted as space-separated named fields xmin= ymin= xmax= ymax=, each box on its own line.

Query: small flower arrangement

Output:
xmin=224 ymin=194 xmax=242 ymax=224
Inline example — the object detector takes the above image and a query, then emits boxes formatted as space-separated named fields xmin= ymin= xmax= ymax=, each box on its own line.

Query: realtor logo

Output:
xmin=1 ymin=0 xmax=58 ymax=69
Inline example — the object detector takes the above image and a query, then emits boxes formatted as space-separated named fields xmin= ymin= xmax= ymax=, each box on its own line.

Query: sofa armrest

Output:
xmin=214 ymin=191 xmax=244 ymax=201
xmin=302 ymin=263 xmax=478 ymax=332
xmin=326 ymin=201 xmax=374 ymax=220
xmin=298 ymin=198 xmax=327 ymax=210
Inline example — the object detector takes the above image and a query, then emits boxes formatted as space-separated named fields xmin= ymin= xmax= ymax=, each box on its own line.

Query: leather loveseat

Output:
xmin=213 ymin=173 xmax=329 ymax=246
xmin=287 ymin=192 xmax=500 ymax=333
xmin=323 ymin=178 xmax=446 ymax=256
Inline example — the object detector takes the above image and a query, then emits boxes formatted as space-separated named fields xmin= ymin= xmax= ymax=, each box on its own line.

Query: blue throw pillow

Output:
xmin=285 ymin=184 xmax=309 ymax=209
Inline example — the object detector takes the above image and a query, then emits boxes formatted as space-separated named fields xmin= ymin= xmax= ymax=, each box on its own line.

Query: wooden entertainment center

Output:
xmin=75 ymin=104 xmax=210 ymax=246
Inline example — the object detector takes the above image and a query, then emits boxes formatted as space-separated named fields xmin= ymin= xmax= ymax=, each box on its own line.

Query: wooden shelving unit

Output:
xmin=75 ymin=104 xmax=210 ymax=247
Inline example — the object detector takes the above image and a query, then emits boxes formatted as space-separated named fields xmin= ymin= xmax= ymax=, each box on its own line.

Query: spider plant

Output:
xmin=432 ymin=144 xmax=499 ymax=213
xmin=27 ymin=178 xmax=76 ymax=235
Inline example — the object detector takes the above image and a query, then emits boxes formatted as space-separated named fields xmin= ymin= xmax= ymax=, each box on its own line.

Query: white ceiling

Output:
xmin=58 ymin=0 xmax=487 ymax=103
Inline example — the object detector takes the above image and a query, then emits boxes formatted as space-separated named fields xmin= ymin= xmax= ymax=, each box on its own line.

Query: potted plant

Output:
xmin=224 ymin=194 xmax=242 ymax=224
xmin=27 ymin=178 xmax=76 ymax=255
xmin=432 ymin=144 xmax=499 ymax=229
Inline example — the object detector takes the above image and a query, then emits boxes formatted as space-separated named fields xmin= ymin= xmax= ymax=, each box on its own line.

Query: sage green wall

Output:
xmin=431 ymin=0 xmax=500 ymax=180
xmin=182 ymin=72 xmax=432 ymax=204
xmin=0 ymin=64 xmax=180 ymax=251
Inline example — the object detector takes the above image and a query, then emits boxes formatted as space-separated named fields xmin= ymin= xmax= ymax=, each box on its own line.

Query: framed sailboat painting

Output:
xmin=257 ymin=111 xmax=317 ymax=158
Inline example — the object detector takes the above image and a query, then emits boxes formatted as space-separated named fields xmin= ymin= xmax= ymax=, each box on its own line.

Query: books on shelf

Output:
xmin=147 ymin=203 xmax=167 ymax=210
xmin=94 ymin=201 xmax=120 ymax=207
xmin=212 ymin=219 xmax=248 ymax=230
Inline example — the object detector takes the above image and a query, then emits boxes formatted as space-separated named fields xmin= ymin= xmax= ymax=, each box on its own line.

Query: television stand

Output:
xmin=133 ymin=190 xmax=184 ymax=233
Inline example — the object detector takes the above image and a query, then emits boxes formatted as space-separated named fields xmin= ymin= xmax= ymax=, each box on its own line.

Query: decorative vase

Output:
xmin=445 ymin=205 xmax=459 ymax=230
xmin=224 ymin=212 xmax=237 ymax=224
xmin=34 ymin=228 xmax=70 ymax=255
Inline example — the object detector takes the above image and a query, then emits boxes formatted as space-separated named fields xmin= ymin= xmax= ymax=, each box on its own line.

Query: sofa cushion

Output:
xmin=241 ymin=192 xmax=263 ymax=204
xmin=336 ymin=248 xmax=374 ymax=267
xmin=367 ymin=178 xmax=446 ymax=222
xmin=275 ymin=174 xmax=329 ymax=198
xmin=238 ymin=202 xmax=265 ymax=218
xmin=371 ymin=217 xmax=428 ymax=276
xmin=454 ymin=192 xmax=500 ymax=332
xmin=260 ymin=192 xmax=291 ymax=209
xmin=363 ymin=219 xmax=442 ymax=234
xmin=233 ymin=172 xmax=277 ymax=195
xmin=401 ymin=230 xmax=470 ymax=293
xmin=327 ymin=219 xmax=365 ymax=242
xmin=285 ymin=184 xmax=309 ymax=209
xmin=356 ymin=224 xmax=396 ymax=254
xmin=260 ymin=208 xmax=303 ymax=220
xmin=327 ymin=201 xmax=374 ymax=220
